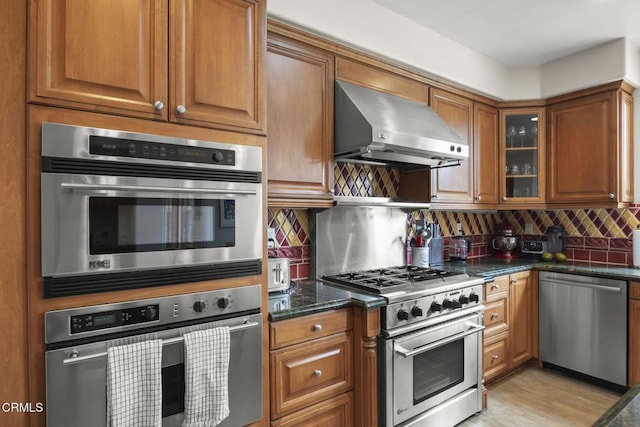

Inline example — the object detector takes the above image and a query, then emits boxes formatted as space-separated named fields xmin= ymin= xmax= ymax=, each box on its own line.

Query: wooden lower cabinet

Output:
xmin=270 ymin=309 xmax=355 ymax=425
xmin=271 ymin=392 xmax=354 ymax=427
xmin=483 ymin=271 xmax=534 ymax=383
xmin=629 ymin=282 xmax=640 ymax=385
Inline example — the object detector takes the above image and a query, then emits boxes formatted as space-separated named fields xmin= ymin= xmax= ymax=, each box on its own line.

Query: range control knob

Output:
xmin=144 ymin=306 xmax=157 ymax=320
xmin=411 ymin=306 xmax=424 ymax=317
xmin=443 ymin=299 xmax=453 ymax=309
xmin=452 ymin=300 xmax=462 ymax=309
xmin=397 ymin=309 xmax=410 ymax=321
xmin=217 ymin=297 xmax=230 ymax=309
xmin=459 ymin=295 xmax=469 ymax=305
xmin=212 ymin=151 xmax=224 ymax=163
xmin=469 ymin=293 xmax=480 ymax=303
xmin=430 ymin=302 xmax=442 ymax=312
xmin=192 ymin=301 xmax=206 ymax=313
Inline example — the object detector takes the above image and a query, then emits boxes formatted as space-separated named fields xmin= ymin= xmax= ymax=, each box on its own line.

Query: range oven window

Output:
xmin=89 ymin=197 xmax=235 ymax=254
xmin=413 ymin=338 xmax=464 ymax=404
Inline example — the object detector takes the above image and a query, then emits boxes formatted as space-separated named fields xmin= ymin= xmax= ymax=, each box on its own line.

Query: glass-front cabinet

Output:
xmin=499 ymin=108 xmax=545 ymax=205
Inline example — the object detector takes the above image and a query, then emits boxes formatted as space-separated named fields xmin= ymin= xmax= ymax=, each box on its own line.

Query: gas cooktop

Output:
xmin=322 ymin=266 xmax=469 ymax=298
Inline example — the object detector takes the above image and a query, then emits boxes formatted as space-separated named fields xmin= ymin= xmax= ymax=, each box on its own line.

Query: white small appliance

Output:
xmin=268 ymin=258 xmax=290 ymax=292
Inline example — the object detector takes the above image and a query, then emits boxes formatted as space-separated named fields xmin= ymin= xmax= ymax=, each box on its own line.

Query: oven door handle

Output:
xmin=60 ymin=182 xmax=257 ymax=196
xmin=394 ymin=324 xmax=485 ymax=358
xmin=61 ymin=321 xmax=260 ymax=365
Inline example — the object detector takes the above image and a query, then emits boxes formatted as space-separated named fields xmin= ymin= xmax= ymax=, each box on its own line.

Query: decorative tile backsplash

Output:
xmin=267 ymin=208 xmax=311 ymax=280
xmin=334 ymin=161 xmax=399 ymax=197
xmin=269 ymin=164 xmax=640 ymax=273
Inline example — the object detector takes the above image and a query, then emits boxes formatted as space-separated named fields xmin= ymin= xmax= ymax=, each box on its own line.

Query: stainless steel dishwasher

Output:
xmin=539 ymin=271 xmax=627 ymax=387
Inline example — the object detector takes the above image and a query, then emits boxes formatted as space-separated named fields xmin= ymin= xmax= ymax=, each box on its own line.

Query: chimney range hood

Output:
xmin=334 ymin=80 xmax=468 ymax=168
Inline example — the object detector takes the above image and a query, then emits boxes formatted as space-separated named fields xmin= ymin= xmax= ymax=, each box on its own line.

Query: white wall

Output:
xmin=267 ymin=0 xmax=518 ymax=99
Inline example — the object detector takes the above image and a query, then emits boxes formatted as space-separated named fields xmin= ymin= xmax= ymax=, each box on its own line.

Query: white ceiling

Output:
xmin=372 ymin=0 xmax=640 ymax=67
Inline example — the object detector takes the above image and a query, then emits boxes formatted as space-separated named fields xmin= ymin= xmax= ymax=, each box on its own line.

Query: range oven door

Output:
xmin=386 ymin=313 xmax=483 ymax=426
xmin=45 ymin=313 xmax=262 ymax=427
xmin=41 ymin=173 xmax=262 ymax=295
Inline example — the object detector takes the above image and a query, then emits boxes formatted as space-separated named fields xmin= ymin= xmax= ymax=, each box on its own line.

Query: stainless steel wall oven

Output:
xmin=44 ymin=285 xmax=263 ymax=427
xmin=41 ymin=123 xmax=263 ymax=297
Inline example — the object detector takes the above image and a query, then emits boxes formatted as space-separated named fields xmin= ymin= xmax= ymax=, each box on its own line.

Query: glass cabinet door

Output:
xmin=500 ymin=108 xmax=545 ymax=204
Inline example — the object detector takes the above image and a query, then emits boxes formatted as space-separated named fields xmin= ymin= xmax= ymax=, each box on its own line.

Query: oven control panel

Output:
xmin=384 ymin=284 xmax=484 ymax=330
xmin=70 ymin=304 xmax=159 ymax=334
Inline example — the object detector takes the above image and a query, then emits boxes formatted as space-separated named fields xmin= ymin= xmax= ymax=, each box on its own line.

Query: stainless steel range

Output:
xmin=323 ymin=266 xmax=485 ymax=427
xmin=312 ymin=207 xmax=485 ymax=427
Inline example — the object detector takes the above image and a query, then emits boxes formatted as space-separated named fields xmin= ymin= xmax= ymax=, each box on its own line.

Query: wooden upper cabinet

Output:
xmin=499 ymin=108 xmax=546 ymax=206
xmin=474 ymin=103 xmax=499 ymax=205
xmin=171 ymin=0 xmax=266 ymax=133
xmin=266 ymin=35 xmax=334 ymax=207
xmin=546 ymin=83 xmax=634 ymax=206
xmin=30 ymin=0 xmax=266 ymax=134
xmin=429 ymin=89 xmax=474 ymax=204
xmin=30 ymin=0 xmax=169 ymax=120
xmin=335 ymin=57 xmax=428 ymax=103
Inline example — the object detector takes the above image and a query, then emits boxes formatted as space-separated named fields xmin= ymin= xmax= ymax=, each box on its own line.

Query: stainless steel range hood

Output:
xmin=334 ymin=80 xmax=467 ymax=168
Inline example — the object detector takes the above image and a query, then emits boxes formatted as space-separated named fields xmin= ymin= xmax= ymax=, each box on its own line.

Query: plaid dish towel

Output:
xmin=106 ymin=339 xmax=163 ymax=427
xmin=182 ymin=327 xmax=230 ymax=427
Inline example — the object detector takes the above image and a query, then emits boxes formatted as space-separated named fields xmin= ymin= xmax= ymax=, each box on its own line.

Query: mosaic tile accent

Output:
xmin=333 ymin=161 xmax=399 ymax=197
xmin=267 ymin=208 xmax=311 ymax=280
xmin=267 ymin=208 xmax=310 ymax=247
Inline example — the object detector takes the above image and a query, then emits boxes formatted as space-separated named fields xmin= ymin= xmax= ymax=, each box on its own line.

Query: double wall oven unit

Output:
xmin=313 ymin=206 xmax=485 ymax=427
xmin=41 ymin=123 xmax=263 ymax=297
xmin=45 ymin=285 xmax=263 ymax=427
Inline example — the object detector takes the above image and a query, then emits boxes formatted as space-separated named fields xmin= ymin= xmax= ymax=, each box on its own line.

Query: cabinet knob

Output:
xmin=502 ymin=196 xmax=507 ymax=201
xmin=491 ymin=284 xmax=499 ymax=290
xmin=511 ymin=278 xmax=517 ymax=284
xmin=432 ymin=193 xmax=439 ymax=199
xmin=329 ymin=189 xmax=335 ymax=194
xmin=609 ymin=193 xmax=615 ymax=199
xmin=490 ymin=312 xmax=499 ymax=320
xmin=492 ymin=355 xmax=500 ymax=362
xmin=313 ymin=324 xmax=322 ymax=332
xmin=153 ymin=100 xmax=164 ymax=111
xmin=314 ymin=369 xmax=322 ymax=377
xmin=476 ymin=195 xmax=482 ymax=201
xmin=176 ymin=105 xmax=186 ymax=114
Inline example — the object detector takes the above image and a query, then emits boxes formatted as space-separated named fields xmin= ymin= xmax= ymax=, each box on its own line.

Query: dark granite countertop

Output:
xmin=268 ymin=257 xmax=640 ymax=321
xmin=594 ymin=382 xmax=640 ymax=426
xmin=441 ymin=257 xmax=640 ymax=282
xmin=268 ymin=279 xmax=386 ymax=322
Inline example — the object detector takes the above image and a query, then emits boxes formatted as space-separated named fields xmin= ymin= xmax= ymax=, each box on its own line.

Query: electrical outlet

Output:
xmin=524 ymin=222 xmax=534 ymax=234
xmin=456 ymin=222 xmax=462 ymax=235
xmin=267 ymin=227 xmax=276 ymax=248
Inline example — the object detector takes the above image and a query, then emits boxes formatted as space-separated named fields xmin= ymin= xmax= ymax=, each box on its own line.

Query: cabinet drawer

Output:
xmin=483 ymin=332 xmax=509 ymax=381
xmin=270 ymin=309 xmax=352 ymax=350
xmin=271 ymin=391 xmax=354 ymax=427
xmin=483 ymin=298 xmax=508 ymax=336
xmin=271 ymin=332 xmax=353 ymax=418
xmin=631 ymin=282 xmax=640 ymax=300
xmin=485 ymin=276 xmax=509 ymax=301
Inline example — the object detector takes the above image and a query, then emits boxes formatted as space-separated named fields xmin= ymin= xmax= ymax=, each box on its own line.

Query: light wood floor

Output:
xmin=459 ymin=367 xmax=623 ymax=426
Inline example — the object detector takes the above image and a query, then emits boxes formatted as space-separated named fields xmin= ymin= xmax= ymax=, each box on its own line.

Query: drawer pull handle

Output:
xmin=314 ymin=369 xmax=322 ymax=377
xmin=490 ymin=313 xmax=499 ymax=319
xmin=313 ymin=324 xmax=322 ymax=332
xmin=491 ymin=284 xmax=499 ymax=290
xmin=492 ymin=355 xmax=500 ymax=361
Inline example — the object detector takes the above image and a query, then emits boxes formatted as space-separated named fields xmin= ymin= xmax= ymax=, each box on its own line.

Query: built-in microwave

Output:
xmin=41 ymin=123 xmax=263 ymax=298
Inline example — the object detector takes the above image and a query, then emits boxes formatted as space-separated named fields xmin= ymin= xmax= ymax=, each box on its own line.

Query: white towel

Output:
xmin=106 ymin=339 xmax=163 ymax=427
xmin=182 ymin=327 xmax=230 ymax=427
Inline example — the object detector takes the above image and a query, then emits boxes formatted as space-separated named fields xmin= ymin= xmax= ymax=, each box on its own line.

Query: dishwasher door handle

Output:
xmin=542 ymin=278 xmax=622 ymax=293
